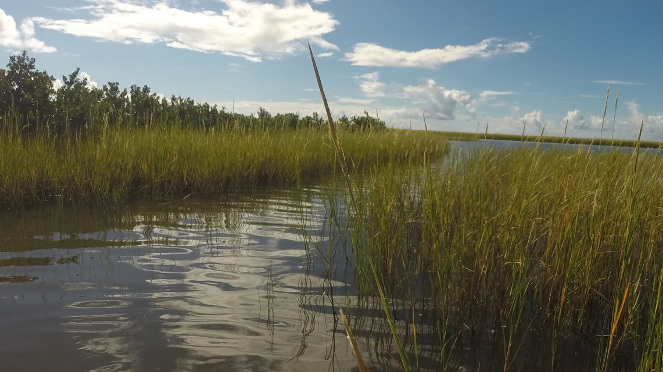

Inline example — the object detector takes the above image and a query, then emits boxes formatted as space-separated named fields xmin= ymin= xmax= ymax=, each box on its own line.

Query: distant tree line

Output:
xmin=0 ymin=51 xmax=386 ymax=138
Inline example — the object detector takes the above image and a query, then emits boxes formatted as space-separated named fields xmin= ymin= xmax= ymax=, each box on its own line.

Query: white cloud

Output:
xmin=358 ymin=72 xmax=387 ymax=97
xmin=356 ymin=73 xmax=474 ymax=120
xmin=34 ymin=0 xmax=338 ymax=62
xmin=79 ymin=71 xmax=98 ymax=89
xmin=520 ymin=110 xmax=545 ymax=128
xmin=478 ymin=90 xmax=516 ymax=102
xmin=628 ymin=101 xmax=663 ymax=132
xmin=563 ymin=109 xmax=585 ymax=129
xmin=345 ymin=38 xmax=530 ymax=68
xmin=54 ymin=70 xmax=99 ymax=90
xmin=588 ymin=115 xmax=605 ymax=130
xmin=403 ymin=79 xmax=475 ymax=120
xmin=0 ymin=9 xmax=56 ymax=53
xmin=317 ymin=52 xmax=333 ymax=57
xmin=336 ymin=97 xmax=374 ymax=105
xmin=489 ymin=110 xmax=557 ymax=136
xmin=595 ymin=80 xmax=645 ymax=86
xmin=213 ymin=99 xmax=369 ymax=120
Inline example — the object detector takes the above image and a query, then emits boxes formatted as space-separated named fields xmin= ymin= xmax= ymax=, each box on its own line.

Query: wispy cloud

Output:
xmin=345 ymin=38 xmax=530 ymax=68
xmin=595 ymin=80 xmax=646 ymax=86
xmin=336 ymin=97 xmax=374 ymax=105
xmin=34 ymin=0 xmax=338 ymax=62
xmin=479 ymin=90 xmax=516 ymax=101
xmin=0 ymin=9 xmax=56 ymax=53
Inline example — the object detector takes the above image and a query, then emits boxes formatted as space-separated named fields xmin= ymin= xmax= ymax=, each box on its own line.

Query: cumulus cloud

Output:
xmin=34 ymin=0 xmax=338 ymax=62
xmin=0 ymin=8 xmax=56 ymax=53
xmin=356 ymin=73 xmax=475 ymax=120
xmin=79 ymin=71 xmax=98 ymax=89
xmin=345 ymin=38 xmax=530 ymax=68
xmin=53 ymin=70 xmax=99 ymax=90
xmin=520 ymin=110 xmax=545 ymax=128
xmin=403 ymin=79 xmax=475 ymax=120
xmin=358 ymin=72 xmax=387 ymax=97
xmin=628 ymin=101 xmax=663 ymax=130
xmin=563 ymin=109 xmax=585 ymax=129
xmin=493 ymin=109 xmax=557 ymax=135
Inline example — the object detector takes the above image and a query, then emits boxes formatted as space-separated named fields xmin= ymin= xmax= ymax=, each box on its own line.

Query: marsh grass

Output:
xmin=0 ymin=126 xmax=445 ymax=207
xmin=345 ymin=144 xmax=663 ymax=370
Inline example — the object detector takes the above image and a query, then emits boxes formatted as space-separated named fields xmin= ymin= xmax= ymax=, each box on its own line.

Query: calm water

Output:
xmin=0 ymin=187 xmax=384 ymax=372
xmin=449 ymin=138 xmax=663 ymax=154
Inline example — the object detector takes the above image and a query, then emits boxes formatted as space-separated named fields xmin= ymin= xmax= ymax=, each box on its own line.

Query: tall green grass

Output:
xmin=0 ymin=126 xmax=445 ymax=207
xmin=346 ymin=145 xmax=663 ymax=370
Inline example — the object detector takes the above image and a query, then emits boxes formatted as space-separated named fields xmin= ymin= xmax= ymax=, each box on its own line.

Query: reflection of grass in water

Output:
xmin=54 ymin=255 xmax=79 ymax=264
xmin=0 ymin=255 xmax=79 ymax=267
xmin=345 ymin=141 xmax=663 ymax=370
xmin=0 ymin=256 xmax=52 ymax=267
xmin=0 ymin=275 xmax=38 ymax=283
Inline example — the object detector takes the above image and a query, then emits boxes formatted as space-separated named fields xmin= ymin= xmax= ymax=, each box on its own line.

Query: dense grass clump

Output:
xmin=347 ymin=145 xmax=663 ymax=371
xmin=0 ymin=127 xmax=445 ymax=207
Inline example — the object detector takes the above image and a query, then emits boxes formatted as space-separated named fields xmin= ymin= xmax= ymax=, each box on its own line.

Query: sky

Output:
xmin=1 ymin=0 xmax=662 ymax=140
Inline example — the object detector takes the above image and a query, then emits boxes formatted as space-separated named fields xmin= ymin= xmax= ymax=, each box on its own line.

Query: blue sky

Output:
xmin=1 ymin=0 xmax=661 ymax=140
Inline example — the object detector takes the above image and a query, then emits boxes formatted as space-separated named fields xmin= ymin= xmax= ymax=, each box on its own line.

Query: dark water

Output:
xmin=0 ymin=188 xmax=377 ymax=372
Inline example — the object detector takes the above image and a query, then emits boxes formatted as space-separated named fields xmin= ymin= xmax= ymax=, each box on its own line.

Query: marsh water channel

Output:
xmin=1 ymin=139 xmax=657 ymax=372
xmin=0 ymin=186 xmax=374 ymax=372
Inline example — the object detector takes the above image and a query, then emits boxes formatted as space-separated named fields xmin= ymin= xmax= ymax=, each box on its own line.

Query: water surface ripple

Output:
xmin=0 ymin=188 xmax=363 ymax=372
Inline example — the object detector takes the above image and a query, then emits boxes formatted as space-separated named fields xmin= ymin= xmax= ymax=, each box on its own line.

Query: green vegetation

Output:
xmin=0 ymin=124 xmax=444 ymax=207
xmin=0 ymin=51 xmax=445 ymax=207
xmin=0 ymin=51 xmax=388 ymax=138
xmin=343 ymin=145 xmax=663 ymax=370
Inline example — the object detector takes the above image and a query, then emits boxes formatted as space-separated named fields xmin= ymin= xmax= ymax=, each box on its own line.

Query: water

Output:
xmin=450 ymin=138 xmax=663 ymax=154
xmin=0 ymin=187 xmax=374 ymax=372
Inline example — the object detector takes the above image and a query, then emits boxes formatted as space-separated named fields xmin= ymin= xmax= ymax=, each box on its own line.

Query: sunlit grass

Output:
xmin=0 ymin=127 xmax=446 ymax=207
xmin=345 ymin=145 xmax=663 ymax=370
